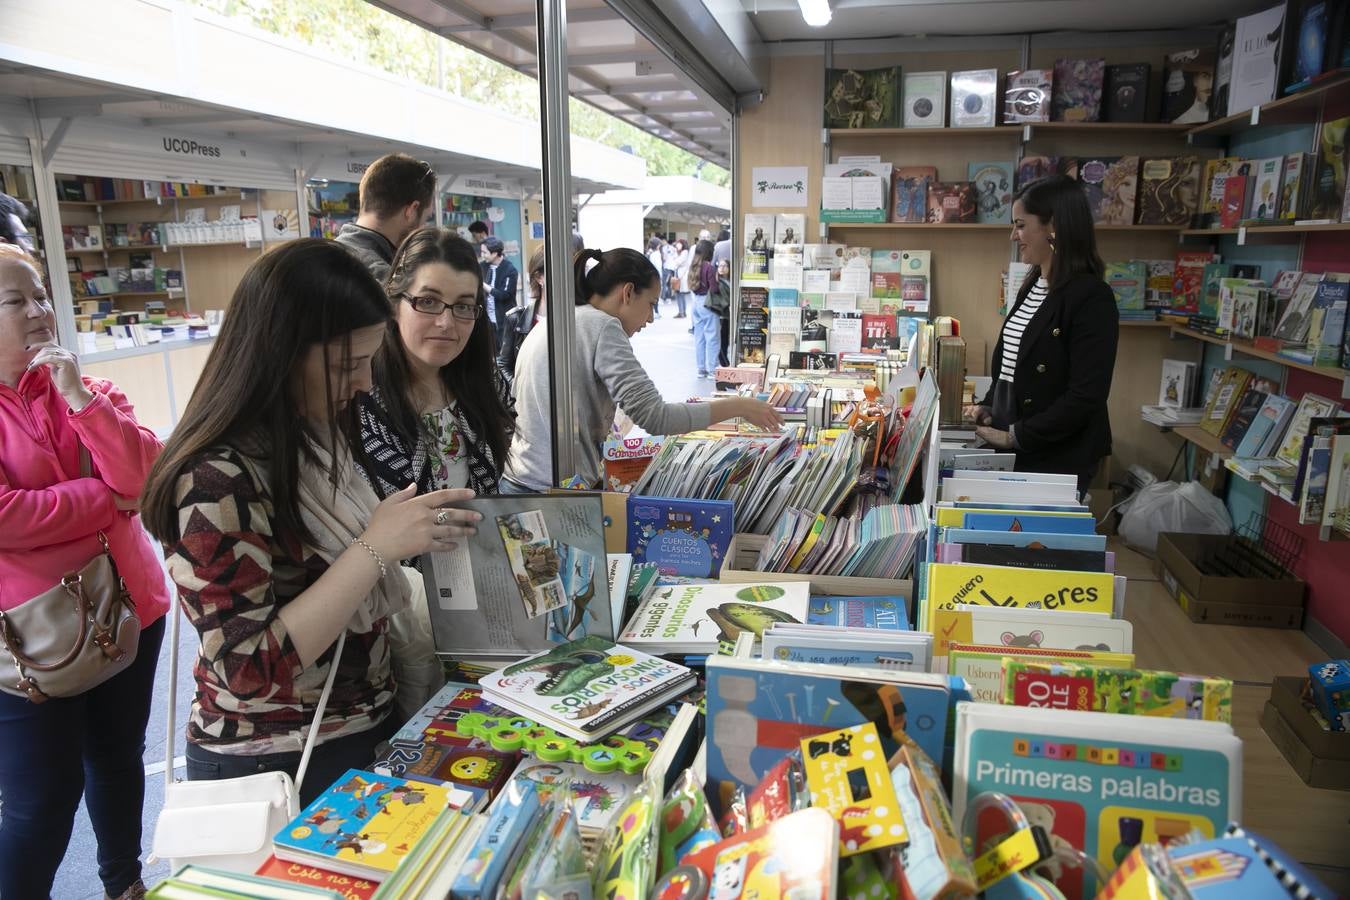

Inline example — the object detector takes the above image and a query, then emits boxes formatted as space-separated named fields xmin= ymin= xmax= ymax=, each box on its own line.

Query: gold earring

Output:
xmin=1049 ymin=234 xmax=1057 ymax=252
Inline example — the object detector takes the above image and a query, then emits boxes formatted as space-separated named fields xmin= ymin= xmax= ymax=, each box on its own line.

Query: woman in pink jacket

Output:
xmin=0 ymin=244 xmax=169 ymax=900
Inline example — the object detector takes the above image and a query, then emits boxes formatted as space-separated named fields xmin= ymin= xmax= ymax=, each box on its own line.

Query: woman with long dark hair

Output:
xmin=355 ymin=228 xmax=512 ymax=499
xmin=141 ymin=240 xmax=474 ymax=802
xmin=502 ymin=248 xmax=783 ymax=492
xmin=688 ymin=238 xmax=718 ymax=378
xmin=965 ymin=175 xmax=1118 ymax=493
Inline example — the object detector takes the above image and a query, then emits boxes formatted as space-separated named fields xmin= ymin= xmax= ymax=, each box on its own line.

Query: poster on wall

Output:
xmin=752 ymin=166 xmax=810 ymax=208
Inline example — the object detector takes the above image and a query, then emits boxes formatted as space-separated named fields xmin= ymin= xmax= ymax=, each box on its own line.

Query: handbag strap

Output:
xmin=163 ymin=603 xmax=348 ymax=796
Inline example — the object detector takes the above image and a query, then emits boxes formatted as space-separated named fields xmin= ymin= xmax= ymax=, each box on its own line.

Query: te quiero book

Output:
xmin=954 ymin=704 xmax=1241 ymax=900
xmin=626 ymin=495 xmax=734 ymax=578
xmin=923 ymin=563 xmax=1115 ymax=631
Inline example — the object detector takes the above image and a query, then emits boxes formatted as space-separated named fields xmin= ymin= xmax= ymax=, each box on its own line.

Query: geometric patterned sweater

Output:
xmin=164 ymin=447 xmax=393 ymax=755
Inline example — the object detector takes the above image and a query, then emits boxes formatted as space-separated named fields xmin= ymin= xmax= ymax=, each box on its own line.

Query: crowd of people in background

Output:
xmin=646 ymin=228 xmax=732 ymax=379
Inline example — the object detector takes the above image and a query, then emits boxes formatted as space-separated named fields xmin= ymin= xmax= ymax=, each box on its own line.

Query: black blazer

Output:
xmin=481 ymin=258 xmax=519 ymax=323
xmin=981 ymin=272 xmax=1119 ymax=476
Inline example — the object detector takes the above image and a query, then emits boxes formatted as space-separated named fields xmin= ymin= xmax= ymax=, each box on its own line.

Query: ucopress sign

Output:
xmin=161 ymin=137 xmax=223 ymax=158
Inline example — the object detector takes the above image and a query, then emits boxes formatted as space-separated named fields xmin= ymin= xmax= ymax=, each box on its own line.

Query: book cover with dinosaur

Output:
xmin=478 ymin=636 xmax=696 ymax=742
xmin=618 ymin=581 xmax=811 ymax=654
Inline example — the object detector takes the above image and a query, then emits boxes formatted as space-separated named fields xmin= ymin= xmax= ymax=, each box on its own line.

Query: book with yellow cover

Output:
xmin=800 ymin=722 xmax=908 ymax=856
xmin=1200 ymin=367 xmax=1251 ymax=437
xmin=922 ymin=562 xmax=1115 ymax=632
xmin=946 ymin=642 xmax=1134 ymax=703
xmin=1000 ymin=660 xmax=1232 ymax=722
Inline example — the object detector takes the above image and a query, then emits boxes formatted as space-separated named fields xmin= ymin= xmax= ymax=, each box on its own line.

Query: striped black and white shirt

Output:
xmin=998 ymin=278 xmax=1049 ymax=383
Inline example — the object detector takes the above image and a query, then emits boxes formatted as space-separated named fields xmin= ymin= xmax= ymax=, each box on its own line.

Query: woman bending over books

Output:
xmin=964 ymin=175 xmax=1118 ymax=494
xmin=501 ymin=247 xmax=784 ymax=492
xmin=0 ymin=245 xmax=168 ymax=900
xmin=141 ymin=240 xmax=475 ymax=804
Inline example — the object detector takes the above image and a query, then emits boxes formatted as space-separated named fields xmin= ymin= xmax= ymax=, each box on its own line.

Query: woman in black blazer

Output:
xmin=965 ymin=176 xmax=1119 ymax=493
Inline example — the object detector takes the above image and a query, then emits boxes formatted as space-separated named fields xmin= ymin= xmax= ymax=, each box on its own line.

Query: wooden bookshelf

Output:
xmin=1180 ymin=222 xmax=1350 ymax=244
xmin=1028 ymin=122 xmax=1191 ymax=135
xmin=1120 ymin=320 xmax=1171 ymax=328
xmin=76 ymin=290 xmax=182 ymax=301
xmin=1169 ymin=326 xmax=1350 ymax=382
xmin=1156 ymin=423 xmax=1234 ymax=460
xmin=57 ymin=191 xmax=244 ymax=208
xmin=1188 ymin=71 xmax=1350 ymax=137
xmin=829 ymin=122 xmax=1192 ymax=140
xmin=828 ymin=126 xmax=1021 ymax=139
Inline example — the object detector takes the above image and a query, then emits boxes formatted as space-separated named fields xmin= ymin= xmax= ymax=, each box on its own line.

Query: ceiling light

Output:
xmin=797 ymin=0 xmax=831 ymax=27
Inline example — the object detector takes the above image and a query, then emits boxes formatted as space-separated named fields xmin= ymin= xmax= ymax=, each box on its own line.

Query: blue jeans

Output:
xmin=692 ymin=299 xmax=719 ymax=373
xmin=0 ymin=615 xmax=166 ymax=899
xmin=498 ymin=477 xmax=536 ymax=495
xmin=676 ymin=291 xmax=689 ymax=316
xmin=185 ymin=710 xmax=398 ymax=807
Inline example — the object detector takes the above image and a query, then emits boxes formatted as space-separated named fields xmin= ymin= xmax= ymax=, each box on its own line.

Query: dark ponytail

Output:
xmin=573 ymin=247 xmax=659 ymax=306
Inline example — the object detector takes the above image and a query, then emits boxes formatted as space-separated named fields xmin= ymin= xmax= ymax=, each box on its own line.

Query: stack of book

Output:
xmin=753 ymin=503 xmax=927 ymax=579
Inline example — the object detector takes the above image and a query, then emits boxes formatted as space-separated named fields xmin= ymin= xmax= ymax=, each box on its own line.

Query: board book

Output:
xmin=936 ymin=543 xmax=1113 ymax=573
xmin=954 ymin=704 xmax=1242 ymax=900
xmin=254 ymin=857 xmax=377 ymax=899
xmin=946 ymin=642 xmax=1134 ymax=703
xmin=422 ymin=494 xmax=612 ymax=660
xmin=477 ymin=636 xmax=695 ymax=742
xmin=704 ymin=656 xmax=952 ymax=808
xmin=801 ymin=722 xmax=908 ymax=856
xmin=931 ymin=605 xmax=1132 ymax=663
xmin=272 ymin=770 xmax=487 ymax=881
xmin=680 ymin=807 xmax=840 ymax=898
xmin=805 ymin=595 xmax=910 ymax=629
xmin=618 ymin=581 xmax=811 ymax=654
xmin=625 ymin=495 xmax=733 ymax=578
xmin=763 ymin=623 xmax=933 ymax=671
xmin=503 ymin=757 xmax=642 ymax=835
xmin=156 ymin=865 xmax=347 ymax=899
xmin=939 ymin=528 xmax=1107 ymax=552
xmin=923 ymin=562 xmax=1116 ymax=632
xmin=934 ymin=507 xmax=1096 ymax=531
xmin=1000 ymin=660 xmax=1232 ymax=722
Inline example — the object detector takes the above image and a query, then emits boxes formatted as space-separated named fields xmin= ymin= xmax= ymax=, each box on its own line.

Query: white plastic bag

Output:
xmin=1117 ymin=480 xmax=1232 ymax=556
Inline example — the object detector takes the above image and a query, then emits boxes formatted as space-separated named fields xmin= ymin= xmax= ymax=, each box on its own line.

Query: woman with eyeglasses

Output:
xmin=354 ymin=228 xmax=513 ymax=502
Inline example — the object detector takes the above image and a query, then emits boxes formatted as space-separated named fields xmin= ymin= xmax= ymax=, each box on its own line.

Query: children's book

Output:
xmin=1170 ymin=836 xmax=1303 ymax=898
xmin=931 ymin=604 xmax=1132 ymax=664
xmin=763 ymin=623 xmax=933 ymax=672
xmin=477 ymin=636 xmax=695 ymax=742
xmin=936 ymin=542 xmax=1112 ymax=572
xmin=371 ymin=735 xmax=516 ymax=801
xmin=273 ymin=770 xmax=486 ymax=881
xmin=504 ymin=758 xmax=642 ymax=835
xmin=924 ymin=562 xmax=1116 ymax=632
xmin=705 ymin=656 xmax=952 ymax=804
xmin=423 ymin=495 xmax=612 ymax=660
xmin=1275 ymin=393 xmax=1340 ymax=467
xmin=1200 ymin=367 xmax=1252 ymax=437
xmin=601 ymin=436 xmax=667 ymax=493
xmin=680 ymin=807 xmax=839 ymax=898
xmin=618 ymin=581 xmax=811 ymax=654
xmin=451 ymin=780 xmax=541 ymax=900
xmin=254 ymin=857 xmax=378 ymax=899
xmin=947 ymin=642 xmax=1134 ymax=703
xmin=1052 ymin=58 xmax=1105 ymax=121
xmin=625 ymin=495 xmax=733 ymax=578
xmin=1000 ymin=660 xmax=1232 ymax=722
xmin=936 ymin=508 xmax=1096 ymax=531
xmin=954 ymin=705 xmax=1242 ymax=900
xmin=939 ymin=528 xmax=1107 ymax=552
xmin=155 ymin=866 xmax=346 ymax=899
xmin=805 ymin=595 xmax=910 ymax=629
xmin=801 ymin=722 xmax=908 ymax=856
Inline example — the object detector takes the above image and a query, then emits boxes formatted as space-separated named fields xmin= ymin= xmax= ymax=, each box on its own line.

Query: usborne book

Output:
xmin=626 ymin=495 xmax=733 ymax=578
xmin=618 ymin=581 xmax=811 ymax=654
xmin=423 ymin=494 xmax=612 ymax=660
xmin=704 ymin=656 xmax=953 ymax=801
xmin=477 ymin=636 xmax=695 ymax=742
xmin=923 ymin=562 xmax=1116 ymax=631
xmin=1001 ymin=661 xmax=1233 ymax=722
xmin=273 ymin=770 xmax=485 ymax=881
xmin=931 ymin=604 xmax=1132 ymax=663
xmin=947 ymin=643 xmax=1134 ymax=703
xmin=954 ymin=705 xmax=1242 ymax=900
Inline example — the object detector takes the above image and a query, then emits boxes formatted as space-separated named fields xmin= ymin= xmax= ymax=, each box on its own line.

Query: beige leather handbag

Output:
xmin=0 ymin=444 xmax=140 ymax=702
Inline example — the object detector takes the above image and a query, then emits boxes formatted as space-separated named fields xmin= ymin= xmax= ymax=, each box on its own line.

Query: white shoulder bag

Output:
xmin=150 ymin=604 xmax=346 ymax=874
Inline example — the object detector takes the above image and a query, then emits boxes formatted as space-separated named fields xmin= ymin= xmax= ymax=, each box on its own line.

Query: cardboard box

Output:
xmin=1260 ymin=701 xmax=1350 ymax=790
xmin=1270 ymin=676 xmax=1350 ymax=759
xmin=721 ymin=533 xmax=913 ymax=607
xmin=1155 ymin=531 xmax=1305 ymax=628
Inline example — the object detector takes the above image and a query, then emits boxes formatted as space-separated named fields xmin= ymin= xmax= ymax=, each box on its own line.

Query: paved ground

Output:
xmin=50 ymin=295 xmax=703 ymax=899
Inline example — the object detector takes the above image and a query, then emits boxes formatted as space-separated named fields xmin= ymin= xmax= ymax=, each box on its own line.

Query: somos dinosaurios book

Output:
xmin=478 ymin=636 xmax=696 ymax=742
xmin=619 ymin=581 xmax=811 ymax=654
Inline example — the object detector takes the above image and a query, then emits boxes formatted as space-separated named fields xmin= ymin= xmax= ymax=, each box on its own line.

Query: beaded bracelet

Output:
xmin=350 ymin=537 xmax=387 ymax=579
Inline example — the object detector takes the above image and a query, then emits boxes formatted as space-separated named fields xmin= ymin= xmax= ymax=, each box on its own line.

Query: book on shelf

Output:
xmin=1000 ymin=660 xmax=1232 ymax=722
xmin=953 ymin=705 xmax=1242 ymax=900
xmin=272 ymin=771 xmax=486 ymax=881
xmin=824 ymin=66 xmax=901 ymax=129
xmin=1286 ymin=1 xmax=1331 ymax=93
xmin=618 ymin=581 xmax=811 ymax=654
xmin=1279 ymin=152 xmax=1315 ymax=221
xmin=951 ymin=69 xmax=999 ymax=127
xmin=936 ymin=541 xmax=1112 ymax=572
xmin=1320 ymin=430 xmax=1350 ymax=535
xmin=1200 ymin=367 xmax=1253 ymax=437
xmin=1004 ymin=68 xmax=1052 ymax=123
xmin=1142 ymin=405 xmax=1204 ymax=427
xmin=1162 ymin=47 xmax=1216 ymax=123
xmin=1158 ymin=359 xmax=1198 ymax=408
xmin=1105 ymin=261 xmax=1148 ymax=311
xmin=1308 ymin=275 xmax=1349 ymax=366
xmin=1221 ymin=174 xmax=1252 ymax=228
xmin=922 ymin=562 xmax=1117 ymax=633
xmin=254 ymin=857 xmax=376 ymax=898
xmin=1200 ymin=157 xmax=1242 ymax=225
xmin=1082 ymin=157 xmax=1139 ymax=226
xmin=902 ymin=70 xmax=946 ymax=127
xmin=774 ymin=214 xmax=805 ymax=247
xmin=1228 ymin=3 xmax=1289 ymax=116
xmin=1213 ymin=23 xmax=1237 ymax=118
xmin=1244 ymin=156 xmax=1286 ymax=223
xmin=1234 ymin=393 xmax=1296 ymax=459
xmin=1144 ymin=259 xmax=1176 ymax=308
xmin=1137 ymin=157 xmax=1202 ymax=226
xmin=1272 ymin=272 xmax=1322 ymax=342
xmin=967 ymin=161 xmax=1013 ymax=224
xmin=626 ymin=495 xmax=733 ymax=579
xmin=947 ymin=642 xmax=1134 ymax=704
xmin=926 ymin=182 xmax=977 ymax=223
xmin=890 ymin=165 xmax=938 ymax=223
xmin=477 ymin=636 xmax=696 ymax=742
xmin=763 ymin=623 xmax=932 ymax=672
xmin=1275 ymin=392 xmax=1341 ymax=469
xmin=1104 ymin=63 xmax=1149 ymax=122
xmin=1051 ymin=58 xmax=1105 ymax=121
xmin=421 ymin=494 xmax=613 ymax=661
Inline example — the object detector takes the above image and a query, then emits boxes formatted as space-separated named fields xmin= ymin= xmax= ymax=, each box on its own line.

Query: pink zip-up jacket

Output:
xmin=0 ymin=367 xmax=170 ymax=624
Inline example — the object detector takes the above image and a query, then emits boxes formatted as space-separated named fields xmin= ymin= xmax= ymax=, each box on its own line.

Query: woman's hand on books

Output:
xmin=963 ymin=404 xmax=993 ymax=426
xmin=732 ymin=398 xmax=785 ymax=432
xmin=362 ymin=484 xmax=481 ymax=560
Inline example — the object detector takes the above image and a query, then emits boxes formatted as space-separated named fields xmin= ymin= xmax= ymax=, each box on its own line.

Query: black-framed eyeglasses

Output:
xmin=401 ymin=292 xmax=482 ymax=320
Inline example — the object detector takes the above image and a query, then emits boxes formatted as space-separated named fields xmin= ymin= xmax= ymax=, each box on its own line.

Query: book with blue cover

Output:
xmin=805 ymin=595 xmax=910 ymax=629
xmin=704 ymin=656 xmax=951 ymax=811
xmin=626 ymin=495 xmax=734 ymax=578
xmin=960 ymin=512 xmax=1098 ymax=534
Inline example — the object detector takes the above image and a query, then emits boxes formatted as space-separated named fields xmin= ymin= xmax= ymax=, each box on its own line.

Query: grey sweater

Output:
xmin=503 ymin=305 xmax=712 ymax=489
xmin=334 ymin=223 xmax=395 ymax=283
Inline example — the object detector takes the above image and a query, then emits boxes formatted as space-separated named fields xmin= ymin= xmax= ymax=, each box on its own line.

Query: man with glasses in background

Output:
xmin=334 ymin=153 xmax=436 ymax=282
xmin=480 ymin=236 xmax=517 ymax=353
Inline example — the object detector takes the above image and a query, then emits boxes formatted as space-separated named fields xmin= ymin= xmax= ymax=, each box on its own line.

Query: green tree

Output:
xmin=188 ymin=0 xmax=728 ymax=185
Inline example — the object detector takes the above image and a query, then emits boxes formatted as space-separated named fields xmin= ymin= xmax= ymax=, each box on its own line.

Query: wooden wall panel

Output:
xmin=167 ymin=341 xmax=216 ymax=421
xmin=83 ymin=352 xmax=173 ymax=434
